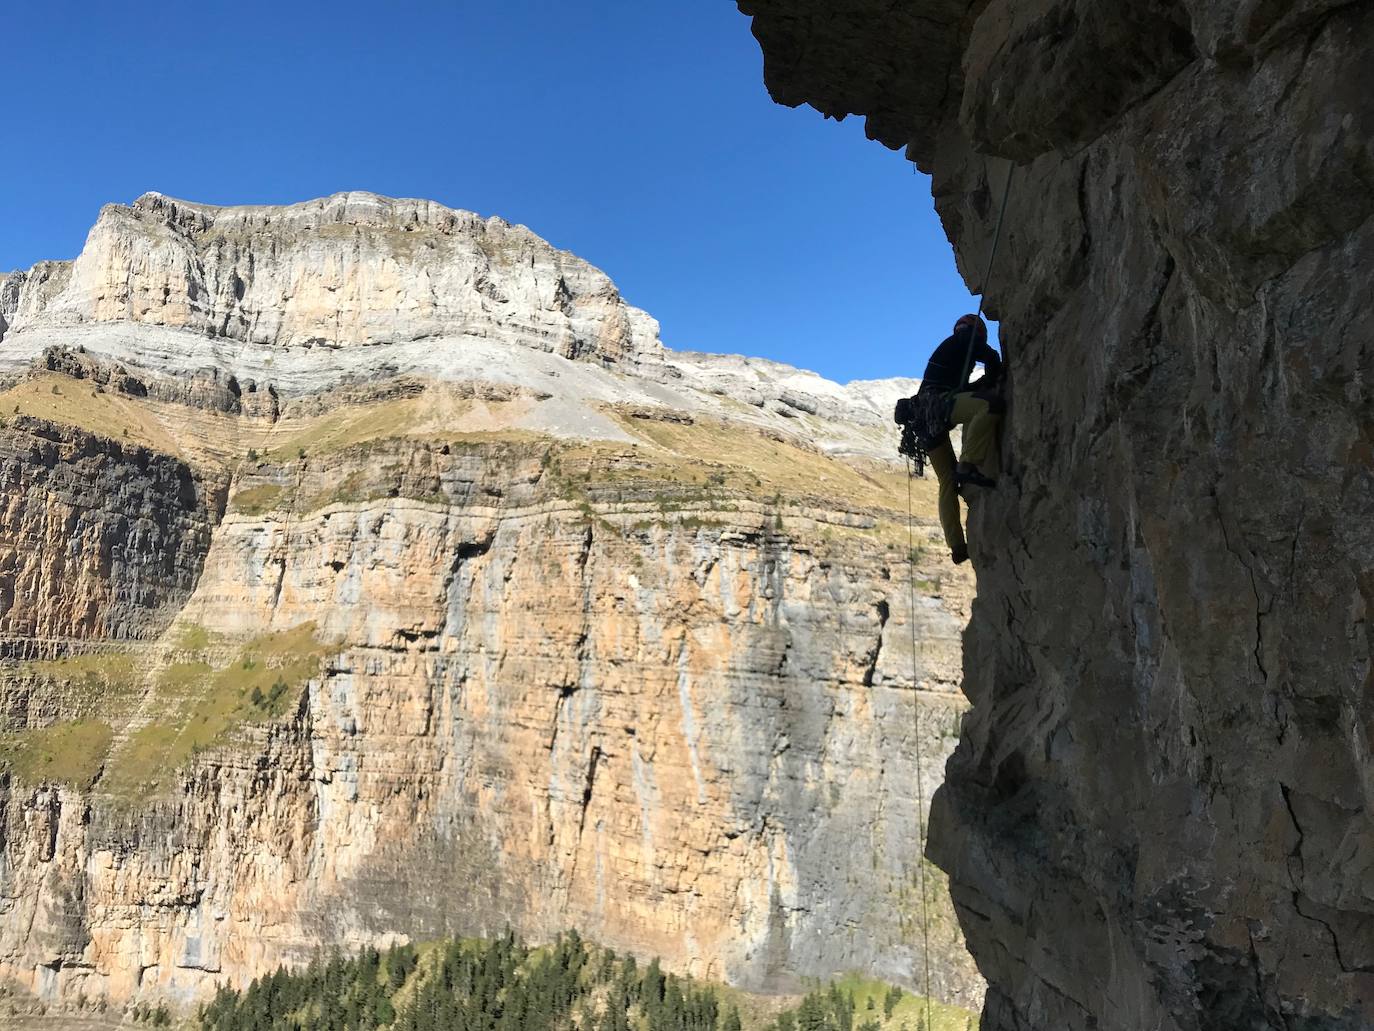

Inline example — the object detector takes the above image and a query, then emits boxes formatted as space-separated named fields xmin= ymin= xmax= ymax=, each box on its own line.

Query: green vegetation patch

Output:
xmin=0 ymin=652 xmax=143 ymax=762
xmin=200 ymin=932 xmax=741 ymax=1031
xmin=102 ymin=624 xmax=328 ymax=800
xmin=28 ymin=651 xmax=137 ymax=683
xmin=176 ymin=623 xmax=214 ymax=651
xmin=196 ymin=931 xmax=973 ymax=1031
xmin=229 ymin=482 xmax=289 ymax=515
xmin=831 ymin=975 xmax=974 ymax=1031
xmin=23 ymin=651 xmax=141 ymax=699
xmin=0 ymin=719 xmax=113 ymax=788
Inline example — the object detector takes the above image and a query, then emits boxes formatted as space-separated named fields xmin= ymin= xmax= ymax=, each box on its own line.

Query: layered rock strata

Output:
xmin=1 ymin=192 xmax=658 ymax=363
xmin=739 ymin=1 xmax=1374 ymax=1028
xmin=0 ymin=193 xmax=918 ymax=457
xmin=0 ymin=196 xmax=978 ymax=1012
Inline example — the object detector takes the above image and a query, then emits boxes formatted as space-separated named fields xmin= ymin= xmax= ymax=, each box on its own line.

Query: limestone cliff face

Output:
xmin=3 ymin=192 xmax=659 ymax=365
xmin=740 ymin=1 xmax=1374 ymax=1028
xmin=0 ymin=197 xmax=979 ymax=1012
xmin=0 ymin=263 xmax=72 ymax=332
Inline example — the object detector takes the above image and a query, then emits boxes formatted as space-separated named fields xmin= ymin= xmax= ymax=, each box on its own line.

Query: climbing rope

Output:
xmin=956 ymin=163 xmax=1016 ymax=391
xmin=904 ymin=159 xmax=1015 ymax=1030
xmin=904 ymin=462 xmax=935 ymax=1031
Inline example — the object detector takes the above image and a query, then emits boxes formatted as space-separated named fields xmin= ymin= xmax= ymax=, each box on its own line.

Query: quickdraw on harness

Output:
xmin=894 ymin=386 xmax=953 ymax=476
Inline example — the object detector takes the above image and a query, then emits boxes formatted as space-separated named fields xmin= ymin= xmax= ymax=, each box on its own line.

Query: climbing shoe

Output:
xmin=951 ymin=543 xmax=969 ymax=565
xmin=955 ymin=463 xmax=996 ymax=489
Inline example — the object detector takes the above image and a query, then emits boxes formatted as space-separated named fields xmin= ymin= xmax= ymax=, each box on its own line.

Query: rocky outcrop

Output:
xmin=36 ymin=346 xmax=281 ymax=419
xmin=0 ymin=263 xmax=72 ymax=345
xmin=1 ymin=194 xmax=918 ymax=462
xmin=5 ymin=439 xmax=980 ymax=1008
xmin=0 ymin=418 xmax=225 ymax=653
xmin=740 ymin=1 xmax=1374 ymax=1028
xmin=37 ymin=348 xmax=151 ymax=400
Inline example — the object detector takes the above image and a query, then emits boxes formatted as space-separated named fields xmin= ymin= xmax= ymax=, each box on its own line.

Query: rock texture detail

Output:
xmin=740 ymin=1 xmax=1374 ymax=1028
xmin=0 ymin=195 xmax=979 ymax=1012
xmin=0 ymin=419 xmax=224 ymax=651
xmin=3 ymin=193 xmax=659 ymax=363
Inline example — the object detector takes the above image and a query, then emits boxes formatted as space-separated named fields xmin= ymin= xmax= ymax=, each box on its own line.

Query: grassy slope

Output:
xmin=100 ymin=624 xmax=327 ymax=799
xmin=0 ymin=654 xmax=141 ymax=789
xmin=0 ymin=370 xmax=937 ymax=531
xmin=0 ymin=376 xmax=539 ymax=472
xmin=1 ymin=374 xmax=187 ymax=455
xmin=0 ymin=720 xmax=113 ymax=789
xmin=835 ymin=975 xmax=973 ymax=1031
xmin=0 ymin=625 xmax=327 ymax=801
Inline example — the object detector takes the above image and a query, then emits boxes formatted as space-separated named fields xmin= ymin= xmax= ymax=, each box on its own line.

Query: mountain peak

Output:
xmin=4 ymin=191 xmax=662 ymax=368
xmin=0 ymin=193 xmax=916 ymax=460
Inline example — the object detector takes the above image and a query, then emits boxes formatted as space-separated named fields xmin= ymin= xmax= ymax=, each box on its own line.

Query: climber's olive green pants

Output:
xmin=929 ymin=393 xmax=1001 ymax=555
xmin=950 ymin=392 xmax=999 ymax=469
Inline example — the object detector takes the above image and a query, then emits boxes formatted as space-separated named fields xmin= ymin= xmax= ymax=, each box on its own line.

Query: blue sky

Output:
xmin=2 ymin=1 xmax=983 ymax=383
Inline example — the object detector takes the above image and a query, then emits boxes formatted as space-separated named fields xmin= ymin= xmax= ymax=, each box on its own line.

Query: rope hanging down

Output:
xmin=956 ymin=164 xmax=1016 ymax=391
xmin=905 ymin=159 xmax=1014 ymax=1031
xmin=904 ymin=464 xmax=936 ymax=1030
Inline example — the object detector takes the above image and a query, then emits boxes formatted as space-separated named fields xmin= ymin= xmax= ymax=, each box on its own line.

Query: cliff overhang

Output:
xmin=739 ymin=1 xmax=1374 ymax=1028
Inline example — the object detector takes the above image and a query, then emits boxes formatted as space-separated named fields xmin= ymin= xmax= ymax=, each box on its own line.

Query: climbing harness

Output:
xmin=896 ymin=386 xmax=953 ymax=476
xmin=902 ymin=160 xmax=1014 ymax=1029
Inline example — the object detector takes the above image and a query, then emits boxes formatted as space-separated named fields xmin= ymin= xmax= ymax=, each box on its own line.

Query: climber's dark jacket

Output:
xmin=921 ymin=325 xmax=1002 ymax=393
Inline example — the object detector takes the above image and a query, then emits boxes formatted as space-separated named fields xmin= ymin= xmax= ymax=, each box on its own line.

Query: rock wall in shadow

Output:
xmin=739 ymin=1 xmax=1374 ymax=1027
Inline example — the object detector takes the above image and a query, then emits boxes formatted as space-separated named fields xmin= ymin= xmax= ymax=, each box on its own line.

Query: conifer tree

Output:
xmin=883 ymin=987 xmax=903 ymax=1020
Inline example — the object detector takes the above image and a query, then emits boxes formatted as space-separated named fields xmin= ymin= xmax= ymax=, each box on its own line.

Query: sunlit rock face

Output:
xmin=3 ymin=191 xmax=661 ymax=364
xmin=0 ymin=194 xmax=983 ymax=1011
xmin=739 ymin=1 xmax=1374 ymax=1028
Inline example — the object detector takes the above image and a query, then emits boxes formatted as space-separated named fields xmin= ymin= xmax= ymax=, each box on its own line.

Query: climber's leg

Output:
xmin=951 ymin=393 xmax=996 ymax=465
xmin=950 ymin=392 xmax=1001 ymax=487
xmin=926 ymin=437 xmax=967 ymax=563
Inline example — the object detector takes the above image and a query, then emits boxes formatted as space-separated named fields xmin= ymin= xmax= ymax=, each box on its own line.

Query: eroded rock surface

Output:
xmin=1 ymin=192 xmax=921 ymax=459
xmin=740 ymin=1 xmax=1374 ymax=1028
xmin=3 ymin=192 xmax=659 ymax=363
xmin=0 ymin=419 xmax=224 ymax=651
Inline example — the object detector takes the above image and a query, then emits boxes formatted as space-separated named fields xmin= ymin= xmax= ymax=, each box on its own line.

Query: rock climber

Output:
xmin=894 ymin=314 xmax=1004 ymax=565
